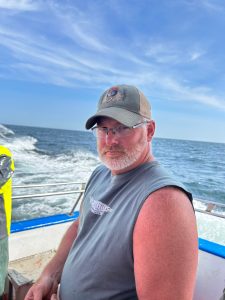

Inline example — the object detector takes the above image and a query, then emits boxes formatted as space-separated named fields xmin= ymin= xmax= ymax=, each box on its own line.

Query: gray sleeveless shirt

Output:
xmin=60 ymin=161 xmax=192 ymax=300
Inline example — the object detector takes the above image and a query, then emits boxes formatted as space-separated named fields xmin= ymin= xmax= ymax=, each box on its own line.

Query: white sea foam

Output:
xmin=0 ymin=124 xmax=99 ymax=220
xmin=12 ymin=147 xmax=98 ymax=187
xmin=9 ymin=136 xmax=37 ymax=152
xmin=196 ymin=212 xmax=225 ymax=246
xmin=0 ymin=124 xmax=15 ymax=136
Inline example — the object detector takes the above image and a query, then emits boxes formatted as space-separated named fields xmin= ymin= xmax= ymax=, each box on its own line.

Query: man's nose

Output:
xmin=105 ymin=130 xmax=119 ymax=145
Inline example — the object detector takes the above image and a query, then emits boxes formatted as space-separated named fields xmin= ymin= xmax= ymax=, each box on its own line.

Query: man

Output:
xmin=0 ymin=146 xmax=14 ymax=300
xmin=25 ymin=85 xmax=198 ymax=300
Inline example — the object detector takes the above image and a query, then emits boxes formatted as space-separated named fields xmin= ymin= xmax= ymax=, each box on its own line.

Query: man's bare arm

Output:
xmin=133 ymin=187 xmax=198 ymax=300
xmin=25 ymin=219 xmax=79 ymax=300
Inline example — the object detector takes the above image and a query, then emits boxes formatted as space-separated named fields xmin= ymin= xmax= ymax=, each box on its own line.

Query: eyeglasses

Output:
xmin=91 ymin=122 xmax=148 ymax=139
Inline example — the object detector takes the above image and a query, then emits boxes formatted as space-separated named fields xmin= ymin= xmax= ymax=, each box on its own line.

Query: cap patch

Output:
xmin=102 ymin=86 xmax=124 ymax=103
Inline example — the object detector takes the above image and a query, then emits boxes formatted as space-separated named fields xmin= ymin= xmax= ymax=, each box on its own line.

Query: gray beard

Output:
xmin=99 ymin=139 xmax=146 ymax=171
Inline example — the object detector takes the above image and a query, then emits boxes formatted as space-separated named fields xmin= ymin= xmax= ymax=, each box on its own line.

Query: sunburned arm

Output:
xmin=25 ymin=219 xmax=79 ymax=300
xmin=133 ymin=187 xmax=198 ymax=300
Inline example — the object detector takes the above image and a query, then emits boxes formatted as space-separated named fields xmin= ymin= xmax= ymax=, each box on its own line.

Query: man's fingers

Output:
xmin=24 ymin=286 xmax=43 ymax=300
xmin=24 ymin=289 xmax=34 ymax=300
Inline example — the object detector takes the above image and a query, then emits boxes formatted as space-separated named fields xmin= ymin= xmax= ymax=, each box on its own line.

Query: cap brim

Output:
xmin=85 ymin=107 xmax=143 ymax=129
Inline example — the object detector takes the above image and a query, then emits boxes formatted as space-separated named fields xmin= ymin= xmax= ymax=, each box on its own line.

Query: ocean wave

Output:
xmin=9 ymin=136 xmax=38 ymax=152
xmin=0 ymin=124 xmax=15 ymax=137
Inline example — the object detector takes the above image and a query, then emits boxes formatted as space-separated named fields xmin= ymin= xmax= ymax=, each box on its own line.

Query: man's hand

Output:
xmin=25 ymin=276 xmax=58 ymax=300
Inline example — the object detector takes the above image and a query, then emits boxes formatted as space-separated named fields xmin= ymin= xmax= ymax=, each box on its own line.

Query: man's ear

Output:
xmin=147 ymin=121 xmax=155 ymax=142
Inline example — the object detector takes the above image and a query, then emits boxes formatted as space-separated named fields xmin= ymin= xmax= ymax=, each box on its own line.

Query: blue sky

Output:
xmin=0 ymin=0 xmax=225 ymax=143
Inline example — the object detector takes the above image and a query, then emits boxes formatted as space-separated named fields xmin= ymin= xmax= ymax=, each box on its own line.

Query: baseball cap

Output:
xmin=85 ymin=84 xmax=151 ymax=129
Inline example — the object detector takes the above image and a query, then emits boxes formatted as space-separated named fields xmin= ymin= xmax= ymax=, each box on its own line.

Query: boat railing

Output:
xmin=12 ymin=182 xmax=225 ymax=219
xmin=12 ymin=182 xmax=86 ymax=215
xmin=194 ymin=198 xmax=225 ymax=219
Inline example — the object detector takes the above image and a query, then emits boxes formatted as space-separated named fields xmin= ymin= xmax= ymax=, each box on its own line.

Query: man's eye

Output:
xmin=122 ymin=127 xmax=131 ymax=132
xmin=100 ymin=127 xmax=108 ymax=133
xmin=116 ymin=126 xmax=125 ymax=133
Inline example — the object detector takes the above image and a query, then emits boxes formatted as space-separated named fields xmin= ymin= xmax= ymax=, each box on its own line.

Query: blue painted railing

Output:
xmin=11 ymin=212 xmax=79 ymax=233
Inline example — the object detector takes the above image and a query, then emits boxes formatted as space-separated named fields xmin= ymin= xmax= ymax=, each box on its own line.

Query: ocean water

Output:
xmin=0 ymin=123 xmax=225 ymax=244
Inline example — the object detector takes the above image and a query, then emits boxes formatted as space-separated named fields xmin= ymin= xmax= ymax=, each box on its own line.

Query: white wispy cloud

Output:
xmin=0 ymin=26 xmax=102 ymax=71
xmin=190 ymin=51 xmax=204 ymax=61
xmin=0 ymin=0 xmax=224 ymax=113
xmin=145 ymin=41 xmax=205 ymax=65
xmin=1 ymin=22 xmax=224 ymax=111
xmin=200 ymin=0 xmax=225 ymax=12
xmin=183 ymin=0 xmax=225 ymax=13
xmin=48 ymin=2 xmax=110 ymax=53
xmin=0 ymin=0 xmax=40 ymax=11
xmin=158 ymin=76 xmax=225 ymax=110
xmin=0 ymin=24 xmax=134 ymax=88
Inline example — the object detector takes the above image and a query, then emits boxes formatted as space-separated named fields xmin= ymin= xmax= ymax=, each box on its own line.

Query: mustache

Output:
xmin=102 ymin=146 xmax=125 ymax=154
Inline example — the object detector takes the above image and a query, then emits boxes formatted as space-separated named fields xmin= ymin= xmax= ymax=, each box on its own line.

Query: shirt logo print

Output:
xmin=90 ymin=197 xmax=112 ymax=215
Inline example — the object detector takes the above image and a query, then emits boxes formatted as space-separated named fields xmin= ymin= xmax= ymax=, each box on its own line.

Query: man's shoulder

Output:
xmin=138 ymin=186 xmax=194 ymax=223
xmin=133 ymin=186 xmax=197 ymax=250
xmin=150 ymin=185 xmax=189 ymax=200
